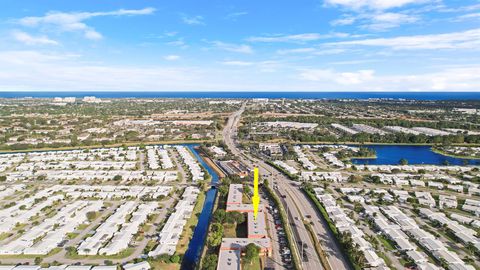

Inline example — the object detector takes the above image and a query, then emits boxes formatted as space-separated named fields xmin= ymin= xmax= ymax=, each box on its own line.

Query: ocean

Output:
xmin=0 ymin=91 xmax=479 ymax=100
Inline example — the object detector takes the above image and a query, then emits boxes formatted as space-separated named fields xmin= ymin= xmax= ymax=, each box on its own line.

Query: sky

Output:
xmin=0 ymin=0 xmax=479 ymax=92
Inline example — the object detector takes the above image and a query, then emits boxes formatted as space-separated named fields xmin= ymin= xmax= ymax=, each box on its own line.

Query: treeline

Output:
xmin=250 ymin=115 xmax=478 ymax=130
xmin=251 ymin=129 xmax=480 ymax=145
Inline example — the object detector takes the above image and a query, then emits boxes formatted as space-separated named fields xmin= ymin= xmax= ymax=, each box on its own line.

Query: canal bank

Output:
xmin=181 ymin=145 xmax=220 ymax=270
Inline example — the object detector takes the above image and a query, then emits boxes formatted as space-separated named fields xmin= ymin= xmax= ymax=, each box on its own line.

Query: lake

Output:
xmin=350 ymin=145 xmax=480 ymax=166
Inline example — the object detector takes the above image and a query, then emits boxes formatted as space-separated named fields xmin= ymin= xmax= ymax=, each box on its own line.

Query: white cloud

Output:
xmin=248 ymin=33 xmax=322 ymax=43
xmin=436 ymin=3 xmax=480 ymax=13
xmin=166 ymin=39 xmax=189 ymax=49
xmin=247 ymin=33 xmax=353 ymax=43
xmin=276 ymin=47 xmax=346 ymax=55
xmin=453 ymin=12 xmax=480 ymax=22
xmin=331 ymin=16 xmax=357 ymax=26
xmin=329 ymin=28 xmax=480 ymax=49
xmin=222 ymin=61 xmax=254 ymax=66
xmin=225 ymin=12 xmax=248 ymax=20
xmin=12 ymin=31 xmax=59 ymax=46
xmin=0 ymin=50 xmax=199 ymax=91
xmin=332 ymin=12 xmax=419 ymax=30
xmin=181 ymin=14 xmax=205 ymax=25
xmin=164 ymin=55 xmax=180 ymax=61
xmin=297 ymin=66 xmax=480 ymax=91
xmin=84 ymin=30 xmax=102 ymax=40
xmin=276 ymin=48 xmax=317 ymax=54
xmin=221 ymin=60 xmax=281 ymax=73
xmin=0 ymin=50 xmax=478 ymax=92
xmin=363 ymin=12 xmax=419 ymax=30
xmin=300 ymin=69 xmax=375 ymax=85
xmin=324 ymin=0 xmax=429 ymax=10
xmin=18 ymin=8 xmax=156 ymax=40
xmin=210 ymin=41 xmax=253 ymax=54
xmin=0 ymin=50 xmax=78 ymax=65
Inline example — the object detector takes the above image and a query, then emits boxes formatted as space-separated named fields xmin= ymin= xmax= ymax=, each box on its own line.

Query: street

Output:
xmin=223 ymin=102 xmax=351 ymax=270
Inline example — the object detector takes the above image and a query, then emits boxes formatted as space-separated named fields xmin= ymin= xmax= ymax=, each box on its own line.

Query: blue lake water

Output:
xmin=181 ymin=144 xmax=219 ymax=270
xmin=0 ymin=91 xmax=479 ymax=100
xmin=351 ymin=145 xmax=480 ymax=166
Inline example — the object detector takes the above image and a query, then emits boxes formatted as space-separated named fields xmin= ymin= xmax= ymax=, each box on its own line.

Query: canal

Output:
xmin=351 ymin=145 xmax=480 ymax=165
xmin=181 ymin=144 xmax=219 ymax=270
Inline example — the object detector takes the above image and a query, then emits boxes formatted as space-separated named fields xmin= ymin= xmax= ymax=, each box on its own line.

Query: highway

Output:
xmin=223 ymin=102 xmax=351 ymax=270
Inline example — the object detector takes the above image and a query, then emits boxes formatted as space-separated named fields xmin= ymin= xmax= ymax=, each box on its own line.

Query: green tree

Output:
xmin=207 ymin=223 xmax=223 ymax=247
xmin=170 ymin=254 xmax=180 ymax=264
xmin=399 ymin=158 xmax=408 ymax=165
xmin=243 ymin=243 xmax=260 ymax=265
xmin=218 ymin=185 xmax=229 ymax=196
xmin=230 ymin=211 xmax=245 ymax=224
xmin=212 ymin=209 xmax=226 ymax=223
xmin=348 ymin=175 xmax=362 ymax=183
xmin=202 ymin=254 xmax=218 ymax=270
xmin=86 ymin=211 xmax=97 ymax=221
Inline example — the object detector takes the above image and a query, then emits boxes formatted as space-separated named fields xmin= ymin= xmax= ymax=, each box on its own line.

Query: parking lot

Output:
xmin=264 ymin=190 xmax=293 ymax=270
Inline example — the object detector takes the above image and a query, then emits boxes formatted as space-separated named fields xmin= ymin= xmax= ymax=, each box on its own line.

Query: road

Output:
xmin=223 ymin=102 xmax=351 ymax=270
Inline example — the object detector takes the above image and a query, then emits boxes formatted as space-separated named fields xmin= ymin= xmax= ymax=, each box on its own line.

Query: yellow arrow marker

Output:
xmin=252 ymin=167 xmax=260 ymax=220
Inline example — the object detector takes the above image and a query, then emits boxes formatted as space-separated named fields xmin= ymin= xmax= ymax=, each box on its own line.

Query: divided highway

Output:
xmin=223 ymin=102 xmax=351 ymax=270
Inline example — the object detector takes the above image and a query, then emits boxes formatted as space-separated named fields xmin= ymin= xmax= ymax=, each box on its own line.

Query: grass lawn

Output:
xmin=76 ymin=223 xmax=89 ymax=230
xmin=0 ymin=232 xmax=11 ymax=241
xmin=224 ymin=223 xmax=237 ymax=238
xmin=66 ymin=247 xmax=135 ymax=260
xmin=0 ymin=248 xmax=62 ymax=259
xmin=14 ymin=223 xmax=27 ymax=231
xmin=378 ymin=252 xmax=393 ymax=269
xmin=149 ymin=260 xmax=180 ymax=270
xmin=66 ymin=232 xmax=79 ymax=239
xmin=378 ymin=235 xmax=396 ymax=251
xmin=242 ymin=258 xmax=261 ymax=270
xmin=175 ymin=189 xmax=206 ymax=254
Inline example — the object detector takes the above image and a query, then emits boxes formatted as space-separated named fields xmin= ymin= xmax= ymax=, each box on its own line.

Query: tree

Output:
xmin=34 ymin=257 xmax=43 ymax=265
xmin=243 ymin=185 xmax=251 ymax=196
xmin=230 ymin=211 xmax=245 ymax=224
xmin=353 ymin=203 xmax=363 ymax=213
xmin=0 ymin=175 xmax=6 ymax=182
xmin=207 ymin=223 xmax=223 ymax=247
xmin=348 ymin=175 xmax=362 ymax=183
xmin=399 ymin=158 xmax=408 ymax=165
xmin=212 ymin=209 xmax=226 ymax=223
xmin=225 ymin=212 xmax=236 ymax=224
xmin=170 ymin=254 xmax=180 ymax=263
xmin=243 ymin=243 xmax=260 ymax=265
xmin=202 ymin=254 xmax=218 ymax=270
xmin=217 ymin=185 xmax=229 ymax=196
xmin=66 ymin=246 xmax=77 ymax=256
xmin=113 ymin=175 xmax=122 ymax=181
xmin=86 ymin=211 xmax=97 ymax=221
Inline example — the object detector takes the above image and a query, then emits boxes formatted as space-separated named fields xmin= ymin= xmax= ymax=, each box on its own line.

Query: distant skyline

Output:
xmin=1 ymin=0 xmax=479 ymax=92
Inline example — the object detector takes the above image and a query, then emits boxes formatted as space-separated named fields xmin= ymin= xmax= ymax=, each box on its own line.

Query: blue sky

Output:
xmin=0 ymin=0 xmax=479 ymax=91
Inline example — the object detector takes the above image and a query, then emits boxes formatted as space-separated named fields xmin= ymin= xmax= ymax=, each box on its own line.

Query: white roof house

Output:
xmin=123 ymin=262 xmax=151 ymax=270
